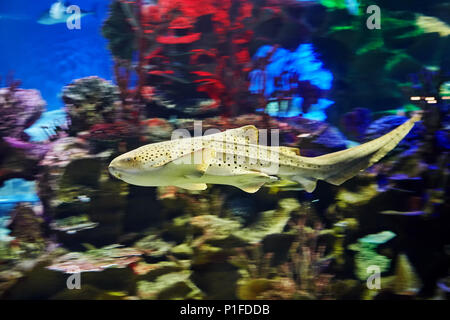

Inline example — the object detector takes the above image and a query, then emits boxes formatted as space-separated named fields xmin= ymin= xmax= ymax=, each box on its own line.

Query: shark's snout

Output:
xmin=108 ymin=161 xmax=121 ymax=179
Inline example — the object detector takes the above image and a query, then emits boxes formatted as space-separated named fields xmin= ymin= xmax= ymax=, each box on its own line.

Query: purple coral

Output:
xmin=0 ymin=86 xmax=46 ymax=141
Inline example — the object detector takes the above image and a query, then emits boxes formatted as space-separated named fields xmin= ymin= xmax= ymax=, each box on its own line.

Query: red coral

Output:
xmin=233 ymin=30 xmax=253 ymax=44
xmin=195 ymin=78 xmax=226 ymax=110
xmin=144 ymin=47 xmax=165 ymax=60
xmin=142 ymin=4 xmax=160 ymax=24
xmin=148 ymin=70 xmax=175 ymax=75
xmin=236 ymin=48 xmax=251 ymax=67
xmin=169 ymin=16 xmax=193 ymax=29
xmin=156 ymin=32 xmax=201 ymax=44
xmin=133 ymin=0 xmax=269 ymax=117
xmin=239 ymin=1 xmax=253 ymax=20
xmin=87 ymin=122 xmax=138 ymax=140
xmin=190 ymin=49 xmax=218 ymax=65
xmin=141 ymin=86 xmax=156 ymax=101
xmin=191 ymin=71 xmax=217 ymax=78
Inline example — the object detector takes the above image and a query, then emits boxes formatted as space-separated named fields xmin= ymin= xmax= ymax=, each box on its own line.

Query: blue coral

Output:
xmin=249 ymin=44 xmax=334 ymax=121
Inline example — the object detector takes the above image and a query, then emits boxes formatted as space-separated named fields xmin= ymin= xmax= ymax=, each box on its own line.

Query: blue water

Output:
xmin=0 ymin=0 xmax=113 ymax=110
xmin=0 ymin=179 xmax=39 ymax=217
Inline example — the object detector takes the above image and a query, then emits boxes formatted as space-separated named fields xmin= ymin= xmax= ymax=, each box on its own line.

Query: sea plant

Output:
xmin=348 ymin=231 xmax=396 ymax=281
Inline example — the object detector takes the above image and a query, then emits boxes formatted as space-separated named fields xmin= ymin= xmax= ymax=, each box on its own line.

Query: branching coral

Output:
xmin=230 ymin=206 xmax=333 ymax=300
xmin=101 ymin=0 xmax=318 ymax=117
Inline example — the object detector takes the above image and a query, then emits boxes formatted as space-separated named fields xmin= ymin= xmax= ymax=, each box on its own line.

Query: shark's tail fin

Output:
xmin=314 ymin=114 xmax=421 ymax=187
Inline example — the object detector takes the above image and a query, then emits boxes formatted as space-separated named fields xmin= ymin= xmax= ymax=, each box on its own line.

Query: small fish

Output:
xmin=37 ymin=1 xmax=96 ymax=25
xmin=109 ymin=115 xmax=421 ymax=193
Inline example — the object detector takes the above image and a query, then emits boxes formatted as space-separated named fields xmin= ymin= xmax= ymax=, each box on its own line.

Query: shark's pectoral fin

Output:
xmin=291 ymin=176 xmax=318 ymax=193
xmin=232 ymin=170 xmax=278 ymax=193
xmin=235 ymin=182 xmax=266 ymax=193
xmin=175 ymin=183 xmax=208 ymax=191
xmin=167 ymin=148 xmax=215 ymax=178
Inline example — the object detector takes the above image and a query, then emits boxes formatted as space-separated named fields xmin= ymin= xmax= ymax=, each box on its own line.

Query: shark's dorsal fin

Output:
xmin=225 ymin=125 xmax=259 ymax=145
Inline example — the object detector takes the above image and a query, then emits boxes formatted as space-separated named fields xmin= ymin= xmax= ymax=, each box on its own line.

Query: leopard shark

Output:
xmin=109 ymin=115 xmax=421 ymax=193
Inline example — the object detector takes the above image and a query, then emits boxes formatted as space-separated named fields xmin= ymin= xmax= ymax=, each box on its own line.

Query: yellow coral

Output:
xmin=416 ymin=15 xmax=450 ymax=37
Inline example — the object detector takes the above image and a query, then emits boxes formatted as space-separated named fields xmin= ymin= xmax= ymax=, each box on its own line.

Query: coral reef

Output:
xmin=137 ymin=270 xmax=203 ymax=300
xmin=0 ymin=80 xmax=51 ymax=188
xmin=0 ymin=0 xmax=448 ymax=301
xmin=231 ymin=208 xmax=334 ymax=300
xmin=101 ymin=0 xmax=323 ymax=118
xmin=37 ymin=137 xmax=128 ymax=247
xmin=62 ymin=76 xmax=122 ymax=135
xmin=0 ymin=82 xmax=45 ymax=141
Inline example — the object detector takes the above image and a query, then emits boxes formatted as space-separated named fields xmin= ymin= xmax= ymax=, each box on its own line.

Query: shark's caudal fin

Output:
xmin=316 ymin=114 xmax=421 ymax=187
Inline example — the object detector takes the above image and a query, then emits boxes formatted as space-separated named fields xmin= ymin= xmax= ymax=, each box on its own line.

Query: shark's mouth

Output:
xmin=108 ymin=165 xmax=155 ymax=180
xmin=108 ymin=165 xmax=122 ymax=179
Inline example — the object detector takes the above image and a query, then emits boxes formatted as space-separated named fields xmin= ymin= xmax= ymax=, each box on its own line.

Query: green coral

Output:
xmin=50 ymin=214 xmax=98 ymax=234
xmin=349 ymin=231 xmax=396 ymax=281
xmin=134 ymin=234 xmax=175 ymax=258
xmin=190 ymin=215 xmax=241 ymax=245
xmin=321 ymin=0 xmax=350 ymax=10
xmin=137 ymin=270 xmax=203 ymax=300
xmin=102 ymin=1 xmax=136 ymax=60
xmin=392 ymin=254 xmax=421 ymax=295
xmin=233 ymin=198 xmax=299 ymax=244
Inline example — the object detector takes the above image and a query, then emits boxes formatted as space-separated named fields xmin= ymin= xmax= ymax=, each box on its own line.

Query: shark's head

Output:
xmin=108 ymin=142 xmax=176 ymax=186
xmin=108 ymin=151 xmax=143 ymax=183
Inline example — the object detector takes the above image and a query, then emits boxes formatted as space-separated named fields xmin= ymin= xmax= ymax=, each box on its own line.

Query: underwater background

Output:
xmin=0 ymin=0 xmax=449 ymax=300
xmin=0 ymin=0 xmax=112 ymax=110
